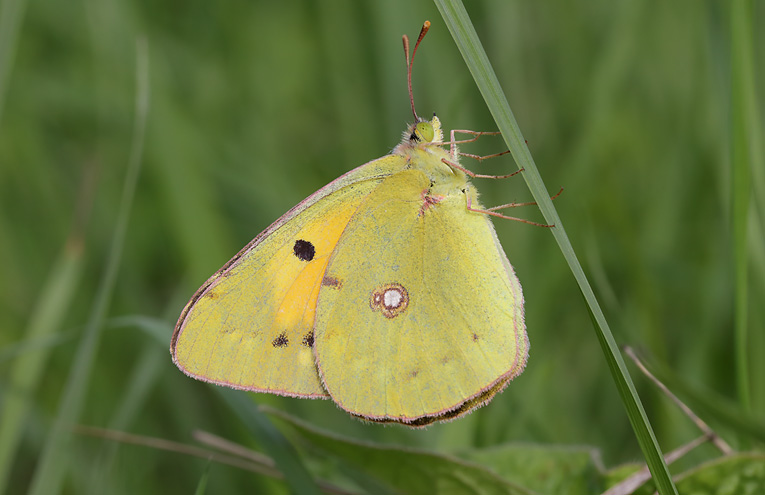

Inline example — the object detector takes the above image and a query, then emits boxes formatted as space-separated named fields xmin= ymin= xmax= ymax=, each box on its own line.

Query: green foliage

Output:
xmin=239 ymin=409 xmax=765 ymax=494
xmin=462 ymin=443 xmax=602 ymax=494
xmin=0 ymin=0 xmax=762 ymax=493
xmin=269 ymin=407 xmax=536 ymax=495
xmin=674 ymin=453 xmax=765 ymax=494
xmin=601 ymin=453 xmax=765 ymax=495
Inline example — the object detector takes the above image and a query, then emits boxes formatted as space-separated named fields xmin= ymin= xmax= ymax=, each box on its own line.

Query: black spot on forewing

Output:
xmin=301 ymin=332 xmax=314 ymax=348
xmin=293 ymin=239 xmax=315 ymax=262
xmin=472 ymin=333 xmax=480 ymax=342
xmin=272 ymin=332 xmax=289 ymax=348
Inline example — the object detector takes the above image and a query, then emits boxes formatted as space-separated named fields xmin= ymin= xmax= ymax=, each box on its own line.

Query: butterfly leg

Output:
xmin=466 ymin=187 xmax=563 ymax=227
xmin=486 ymin=186 xmax=564 ymax=210
xmin=458 ymin=149 xmax=512 ymax=161
xmin=441 ymin=157 xmax=524 ymax=180
xmin=448 ymin=129 xmax=521 ymax=162
xmin=446 ymin=129 xmax=502 ymax=158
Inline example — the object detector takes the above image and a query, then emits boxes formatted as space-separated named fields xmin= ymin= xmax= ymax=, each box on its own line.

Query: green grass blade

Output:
xmin=0 ymin=0 xmax=28 ymax=124
xmin=217 ymin=390 xmax=321 ymax=495
xmin=432 ymin=2 xmax=678 ymax=494
xmin=192 ymin=462 xmax=211 ymax=495
xmin=730 ymin=0 xmax=757 ymax=414
xmin=0 ymin=241 xmax=83 ymax=494
xmin=88 ymin=343 xmax=165 ymax=494
xmin=26 ymin=37 xmax=150 ymax=495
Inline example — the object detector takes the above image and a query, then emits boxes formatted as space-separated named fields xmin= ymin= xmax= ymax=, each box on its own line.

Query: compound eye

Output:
xmin=414 ymin=122 xmax=435 ymax=142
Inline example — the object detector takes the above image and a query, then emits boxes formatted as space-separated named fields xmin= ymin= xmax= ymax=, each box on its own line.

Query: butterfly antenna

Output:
xmin=403 ymin=20 xmax=430 ymax=122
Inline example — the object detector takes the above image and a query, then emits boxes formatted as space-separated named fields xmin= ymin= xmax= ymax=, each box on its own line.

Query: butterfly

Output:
xmin=171 ymin=21 xmax=534 ymax=427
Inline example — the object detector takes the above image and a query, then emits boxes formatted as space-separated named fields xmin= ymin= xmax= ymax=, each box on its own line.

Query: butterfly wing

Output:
xmin=172 ymin=155 xmax=408 ymax=397
xmin=314 ymin=168 xmax=527 ymax=424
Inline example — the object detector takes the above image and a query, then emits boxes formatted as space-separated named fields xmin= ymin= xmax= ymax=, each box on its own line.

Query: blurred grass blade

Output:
xmin=217 ymin=390 xmax=321 ymax=495
xmin=193 ymin=461 xmax=211 ymax=495
xmin=730 ymin=0 xmax=758 ymax=414
xmin=0 ymin=130 xmax=97 ymax=495
xmin=432 ymin=2 xmax=678 ymax=494
xmin=642 ymin=354 xmax=765 ymax=443
xmin=0 ymin=0 xmax=27 ymax=124
xmin=89 ymin=343 xmax=164 ymax=494
xmin=0 ymin=240 xmax=83 ymax=494
xmin=26 ymin=37 xmax=150 ymax=495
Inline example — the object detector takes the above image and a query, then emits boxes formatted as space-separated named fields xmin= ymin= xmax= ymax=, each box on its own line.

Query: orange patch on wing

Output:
xmin=272 ymin=205 xmax=358 ymax=333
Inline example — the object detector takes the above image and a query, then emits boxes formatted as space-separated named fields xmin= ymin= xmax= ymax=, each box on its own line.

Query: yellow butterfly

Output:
xmin=171 ymin=21 xmax=530 ymax=427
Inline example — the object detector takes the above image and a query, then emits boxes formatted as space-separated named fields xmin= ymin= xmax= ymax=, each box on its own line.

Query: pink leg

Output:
xmin=442 ymin=157 xmax=524 ymax=180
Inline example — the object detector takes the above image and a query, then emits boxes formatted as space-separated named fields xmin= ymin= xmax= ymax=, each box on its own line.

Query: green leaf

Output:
xmin=463 ymin=444 xmax=603 ymax=495
xmin=266 ymin=407 xmax=536 ymax=495
xmin=675 ymin=453 xmax=765 ymax=494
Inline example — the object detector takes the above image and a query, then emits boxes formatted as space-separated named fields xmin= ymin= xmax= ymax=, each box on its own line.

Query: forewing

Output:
xmin=172 ymin=155 xmax=407 ymax=397
xmin=314 ymin=169 xmax=527 ymax=423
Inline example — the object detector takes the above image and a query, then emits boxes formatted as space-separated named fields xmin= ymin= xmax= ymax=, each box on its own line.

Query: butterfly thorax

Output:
xmin=393 ymin=115 xmax=479 ymax=204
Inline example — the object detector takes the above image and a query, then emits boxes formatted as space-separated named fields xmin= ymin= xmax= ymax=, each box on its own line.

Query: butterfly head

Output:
xmin=413 ymin=121 xmax=434 ymax=142
xmin=404 ymin=115 xmax=443 ymax=146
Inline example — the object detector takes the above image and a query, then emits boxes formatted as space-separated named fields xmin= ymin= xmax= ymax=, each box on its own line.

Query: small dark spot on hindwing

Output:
xmin=322 ymin=276 xmax=342 ymax=289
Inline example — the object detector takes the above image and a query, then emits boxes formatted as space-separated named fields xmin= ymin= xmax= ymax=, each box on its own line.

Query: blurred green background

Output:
xmin=1 ymin=0 xmax=763 ymax=493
